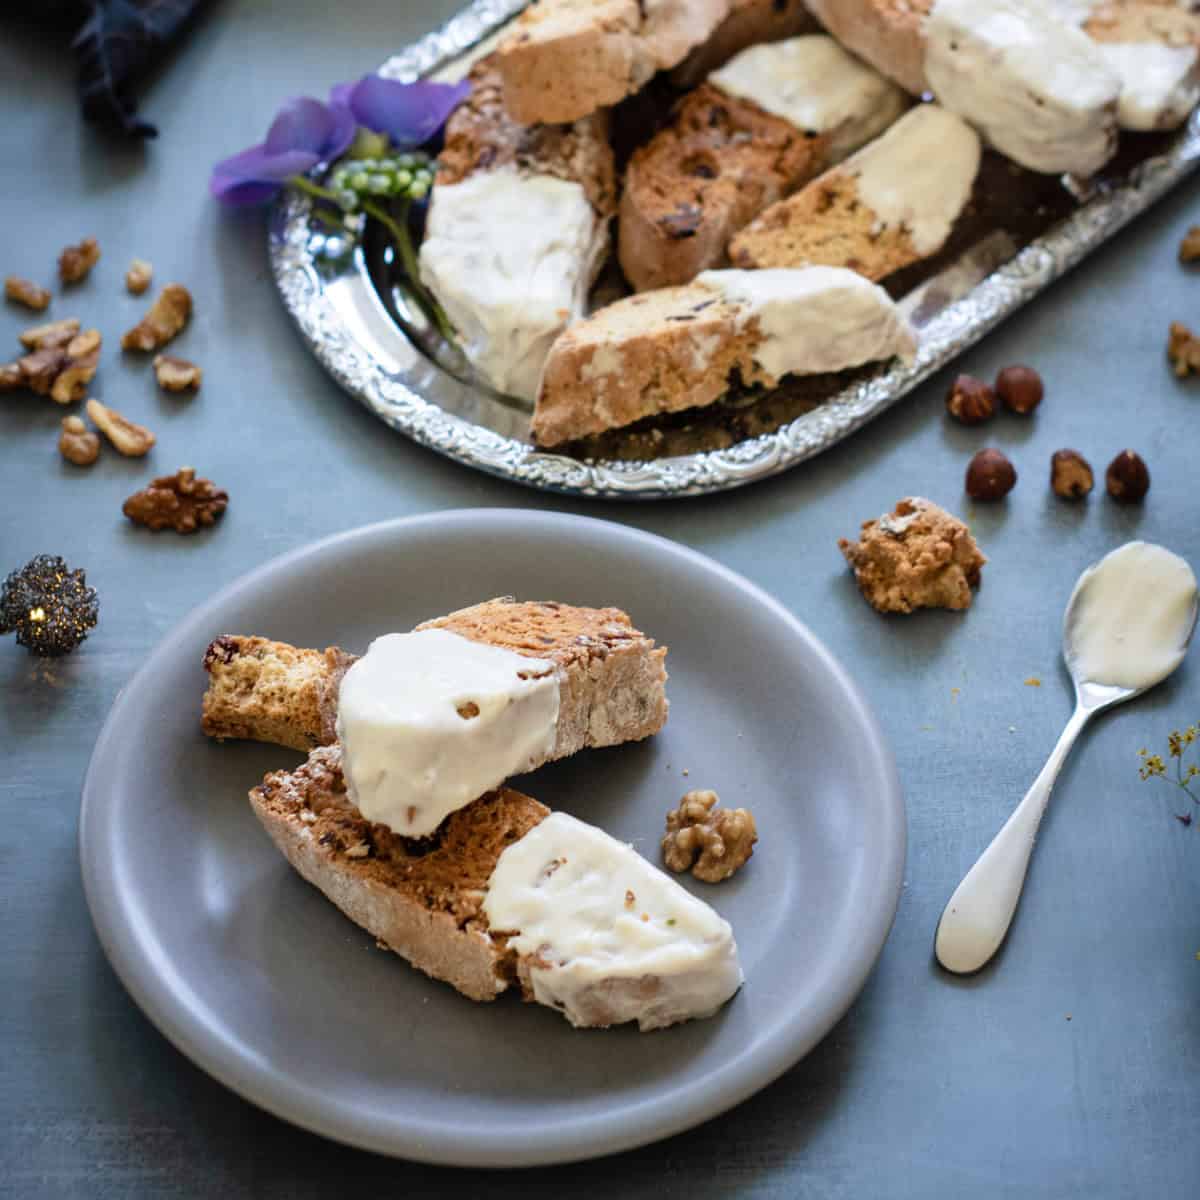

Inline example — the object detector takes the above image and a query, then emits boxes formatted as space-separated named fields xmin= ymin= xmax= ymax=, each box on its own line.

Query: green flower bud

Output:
xmin=408 ymin=179 xmax=429 ymax=200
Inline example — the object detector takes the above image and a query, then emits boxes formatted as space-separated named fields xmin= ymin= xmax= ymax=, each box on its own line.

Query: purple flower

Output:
xmin=210 ymin=96 xmax=355 ymax=206
xmin=335 ymin=75 xmax=470 ymax=148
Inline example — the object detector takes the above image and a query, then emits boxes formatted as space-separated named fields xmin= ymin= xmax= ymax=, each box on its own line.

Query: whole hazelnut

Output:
xmin=965 ymin=448 xmax=1017 ymax=501
xmin=1105 ymin=450 xmax=1150 ymax=503
xmin=995 ymin=365 xmax=1043 ymax=415
xmin=946 ymin=374 xmax=996 ymax=424
xmin=1049 ymin=449 xmax=1094 ymax=500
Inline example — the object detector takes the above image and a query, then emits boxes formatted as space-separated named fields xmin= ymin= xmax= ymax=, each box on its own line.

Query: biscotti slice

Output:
xmin=494 ymin=0 xmax=732 ymax=125
xmin=729 ymin=103 xmax=979 ymax=281
xmin=619 ymin=35 xmax=909 ymax=291
xmin=1069 ymin=1 xmax=1200 ymax=130
xmin=669 ymin=0 xmax=818 ymax=88
xmin=806 ymin=0 xmax=1122 ymax=176
xmin=250 ymin=745 xmax=548 ymax=1001
xmin=250 ymin=753 xmax=743 ymax=1026
xmin=202 ymin=599 xmax=668 ymax=756
xmin=531 ymin=266 xmax=916 ymax=446
xmin=418 ymin=59 xmax=616 ymax=402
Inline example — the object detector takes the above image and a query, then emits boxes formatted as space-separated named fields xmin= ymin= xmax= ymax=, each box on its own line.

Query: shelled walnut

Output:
xmin=0 ymin=362 xmax=22 ymax=391
xmin=49 ymin=351 xmax=99 ymax=405
xmin=122 ymin=467 xmax=228 ymax=533
xmin=125 ymin=258 xmax=152 ymax=295
xmin=661 ymin=790 xmax=757 ymax=883
xmin=1167 ymin=321 xmax=1200 ymax=377
xmin=17 ymin=348 xmax=68 ymax=395
xmin=86 ymin=398 xmax=155 ymax=456
xmin=153 ymin=354 xmax=202 ymax=392
xmin=19 ymin=317 xmax=80 ymax=350
xmin=121 ymin=284 xmax=192 ymax=351
xmin=58 ymin=237 xmax=101 ymax=284
xmin=5 ymin=276 xmax=51 ymax=311
xmin=58 ymin=415 xmax=100 ymax=466
xmin=1179 ymin=226 xmax=1200 ymax=263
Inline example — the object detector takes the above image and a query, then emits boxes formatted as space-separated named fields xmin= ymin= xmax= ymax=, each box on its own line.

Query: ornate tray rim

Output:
xmin=268 ymin=0 xmax=1200 ymax=500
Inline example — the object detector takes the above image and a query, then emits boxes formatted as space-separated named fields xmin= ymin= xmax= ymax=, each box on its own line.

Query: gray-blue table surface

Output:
xmin=2 ymin=2 xmax=1198 ymax=1196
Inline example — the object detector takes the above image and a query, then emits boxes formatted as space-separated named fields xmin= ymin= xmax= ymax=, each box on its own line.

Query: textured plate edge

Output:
xmin=77 ymin=509 xmax=906 ymax=1166
xmin=269 ymin=1 xmax=1200 ymax=500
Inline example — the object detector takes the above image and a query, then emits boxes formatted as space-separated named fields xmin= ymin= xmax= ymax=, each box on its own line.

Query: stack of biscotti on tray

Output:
xmin=619 ymin=34 xmax=909 ymax=290
xmin=804 ymin=0 xmax=1200 ymax=172
xmin=203 ymin=599 xmax=744 ymax=1032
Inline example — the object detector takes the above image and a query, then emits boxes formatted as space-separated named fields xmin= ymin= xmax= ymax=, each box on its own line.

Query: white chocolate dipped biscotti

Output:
xmin=805 ymin=0 xmax=1124 ymax=176
xmin=1052 ymin=1 xmax=1200 ymax=131
xmin=729 ymin=103 xmax=980 ymax=281
xmin=619 ymin=35 xmax=909 ymax=292
xmin=418 ymin=60 xmax=616 ymax=402
xmin=531 ymin=266 xmax=916 ymax=446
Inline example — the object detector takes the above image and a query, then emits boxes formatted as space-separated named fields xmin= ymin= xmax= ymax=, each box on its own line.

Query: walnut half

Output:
xmin=58 ymin=237 xmax=101 ymax=284
xmin=87 ymin=398 xmax=155 ymax=456
xmin=662 ymin=790 xmax=757 ymax=884
xmin=123 ymin=467 xmax=228 ymax=533
xmin=121 ymin=284 xmax=192 ymax=352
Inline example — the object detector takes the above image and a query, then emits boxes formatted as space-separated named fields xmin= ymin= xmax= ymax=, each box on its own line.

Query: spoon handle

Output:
xmin=935 ymin=703 xmax=1092 ymax=974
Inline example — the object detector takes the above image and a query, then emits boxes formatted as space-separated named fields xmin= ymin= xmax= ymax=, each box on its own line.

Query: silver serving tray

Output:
xmin=269 ymin=0 xmax=1200 ymax=499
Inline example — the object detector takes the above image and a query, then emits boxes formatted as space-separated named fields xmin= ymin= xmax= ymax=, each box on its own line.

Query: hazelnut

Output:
xmin=995 ymin=365 xmax=1043 ymax=415
xmin=58 ymin=415 xmax=100 ymax=466
xmin=965 ymin=448 xmax=1017 ymax=501
xmin=1105 ymin=450 xmax=1150 ymax=503
xmin=1049 ymin=450 xmax=1094 ymax=500
xmin=946 ymin=374 xmax=996 ymax=424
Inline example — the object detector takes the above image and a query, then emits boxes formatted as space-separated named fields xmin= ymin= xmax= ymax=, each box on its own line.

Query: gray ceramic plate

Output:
xmin=80 ymin=510 xmax=905 ymax=1166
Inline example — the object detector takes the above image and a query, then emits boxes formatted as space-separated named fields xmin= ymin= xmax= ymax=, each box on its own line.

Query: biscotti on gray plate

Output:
xmin=805 ymin=0 xmax=1124 ymax=175
xmin=251 ymin=752 xmax=742 ymax=1026
xmin=729 ymin=104 xmax=980 ymax=281
xmin=202 ymin=598 xmax=668 ymax=758
xmin=531 ymin=266 xmax=916 ymax=446
xmin=494 ymin=0 xmax=732 ymax=125
xmin=417 ymin=58 xmax=616 ymax=402
xmin=620 ymin=35 xmax=908 ymax=292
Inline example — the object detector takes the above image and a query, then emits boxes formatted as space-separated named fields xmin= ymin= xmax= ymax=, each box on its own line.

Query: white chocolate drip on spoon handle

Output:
xmin=935 ymin=703 xmax=1092 ymax=975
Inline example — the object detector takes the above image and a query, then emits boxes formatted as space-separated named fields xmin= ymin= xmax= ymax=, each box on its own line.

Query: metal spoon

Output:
xmin=935 ymin=547 xmax=1199 ymax=975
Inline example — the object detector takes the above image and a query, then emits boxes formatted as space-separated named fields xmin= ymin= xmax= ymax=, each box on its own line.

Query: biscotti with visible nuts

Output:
xmin=202 ymin=598 xmax=669 ymax=758
xmin=1079 ymin=1 xmax=1200 ymax=130
xmin=532 ymin=266 xmax=916 ymax=446
xmin=620 ymin=36 xmax=909 ymax=291
xmin=806 ymin=0 xmax=1124 ymax=176
xmin=494 ymin=0 xmax=732 ymax=125
xmin=250 ymin=745 xmax=548 ymax=1001
xmin=437 ymin=57 xmax=616 ymax=216
xmin=669 ymin=0 xmax=818 ymax=87
xmin=420 ymin=56 xmax=617 ymax=401
xmin=729 ymin=104 xmax=980 ymax=281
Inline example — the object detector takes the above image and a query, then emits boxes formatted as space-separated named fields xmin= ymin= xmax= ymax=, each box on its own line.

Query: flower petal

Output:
xmin=210 ymin=143 xmax=320 ymax=205
xmin=347 ymin=75 xmax=469 ymax=147
xmin=266 ymin=96 xmax=341 ymax=156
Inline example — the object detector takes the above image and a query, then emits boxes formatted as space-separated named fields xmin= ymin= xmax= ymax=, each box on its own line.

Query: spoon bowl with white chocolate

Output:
xmin=935 ymin=541 xmax=1199 ymax=976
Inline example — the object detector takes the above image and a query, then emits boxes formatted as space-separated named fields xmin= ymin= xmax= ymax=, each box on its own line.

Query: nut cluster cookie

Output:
xmin=838 ymin=496 xmax=986 ymax=614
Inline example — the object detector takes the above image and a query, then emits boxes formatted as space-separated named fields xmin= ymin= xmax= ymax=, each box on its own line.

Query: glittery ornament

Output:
xmin=0 ymin=555 xmax=99 ymax=657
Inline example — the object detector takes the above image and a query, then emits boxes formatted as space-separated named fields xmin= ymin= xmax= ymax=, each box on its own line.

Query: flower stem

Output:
xmin=362 ymin=198 xmax=456 ymax=343
xmin=288 ymin=174 xmax=339 ymax=204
